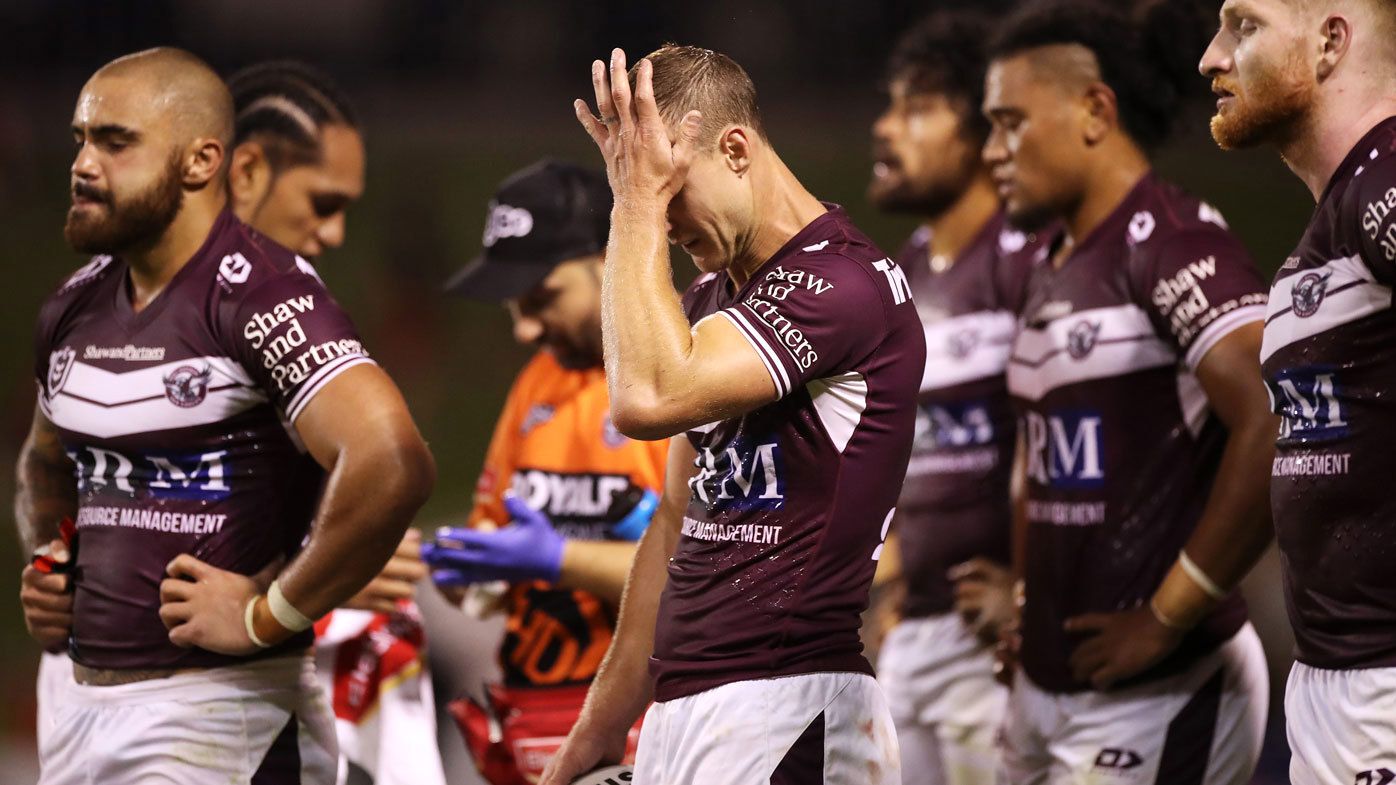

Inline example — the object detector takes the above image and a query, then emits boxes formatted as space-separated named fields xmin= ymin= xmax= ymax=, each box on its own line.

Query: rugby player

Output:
xmin=423 ymin=160 xmax=668 ymax=783
xmin=1200 ymin=1 xmax=1396 ymax=782
xmin=540 ymin=45 xmax=925 ymax=785
xmin=16 ymin=47 xmax=434 ymax=784
xmin=866 ymin=9 xmax=1044 ymax=784
xmin=982 ymin=2 xmax=1277 ymax=781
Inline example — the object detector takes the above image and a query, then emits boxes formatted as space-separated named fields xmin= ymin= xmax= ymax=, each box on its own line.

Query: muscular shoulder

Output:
xmin=36 ymin=255 xmax=120 ymax=338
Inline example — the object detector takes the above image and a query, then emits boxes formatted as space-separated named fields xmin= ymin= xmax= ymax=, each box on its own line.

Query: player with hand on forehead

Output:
xmin=541 ymin=44 xmax=924 ymax=785
xmin=866 ymin=9 xmax=1046 ymax=785
xmin=421 ymin=160 xmax=667 ymax=784
xmin=983 ymin=2 xmax=1277 ymax=782
xmin=1201 ymin=1 xmax=1396 ymax=782
xmin=17 ymin=48 xmax=434 ymax=785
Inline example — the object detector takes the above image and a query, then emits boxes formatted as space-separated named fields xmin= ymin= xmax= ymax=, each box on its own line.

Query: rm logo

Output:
xmin=1024 ymin=410 xmax=1104 ymax=489
xmin=1267 ymin=366 xmax=1348 ymax=446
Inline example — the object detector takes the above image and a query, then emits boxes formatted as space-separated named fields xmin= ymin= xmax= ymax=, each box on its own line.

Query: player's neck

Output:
xmin=125 ymin=191 xmax=227 ymax=314
xmin=728 ymin=152 xmax=827 ymax=288
xmin=923 ymin=172 xmax=999 ymax=267
xmin=1064 ymin=141 xmax=1151 ymax=249
xmin=1282 ymin=94 xmax=1396 ymax=201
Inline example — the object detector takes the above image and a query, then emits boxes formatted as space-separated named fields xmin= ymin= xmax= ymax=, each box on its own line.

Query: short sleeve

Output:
xmin=226 ymin=273 xmax=375 ymax=421
xmin=1138 ymin=227 xmax=1269 ymax=370
xmin=707 ymin=254 xmax=891 ymax=398
xmin=1349 ymin=153 xmax=1396 ymax=282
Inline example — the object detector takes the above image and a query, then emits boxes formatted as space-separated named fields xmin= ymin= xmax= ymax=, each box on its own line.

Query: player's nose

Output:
xmin=71 ymin=143 xmax=100 ymax=181
xmin=316 ymin=213 xmax=346 ymax=251
xmin=1198 ymin=31 xmax=1231 ymax=78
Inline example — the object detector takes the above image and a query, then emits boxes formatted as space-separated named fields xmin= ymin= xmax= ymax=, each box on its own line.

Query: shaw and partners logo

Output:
xmin=1024 ymin=409 xmax=1105 ymax=489
xmin=1267 ymin=366 xmax=1348 ymax=445
xmin=68 ymin=445 xmax=232 ymax=501
xmin=689 ymin=434 xmax=785 ymax=510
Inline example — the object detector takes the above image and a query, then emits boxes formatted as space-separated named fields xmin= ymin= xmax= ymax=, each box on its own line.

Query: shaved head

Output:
xmin=66 ymin=47 xmax=233 ymax=254
xmin=89 ymin=47 xmax=233 ymax=148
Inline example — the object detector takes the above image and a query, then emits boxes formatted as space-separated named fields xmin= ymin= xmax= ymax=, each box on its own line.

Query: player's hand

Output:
xmin=948 ymin=557 xmax=1016 ymax=646
xmin=159 ymin=554 xmax=284 ymax=655
xmin=20 ymin=538 xmax=73 ymax=652
xmin=423 ymin=496 xmax=565 ymax=585
xmin=574 ymin=48 xmax=703 ymax=211
xmin=992 ymin=580 xmax=1025 ymax=687
xmin=342 ymin=529 xmax=428 ymax=614
xmin=538 ymin=720 xmax=628 ymax=785
xmin=1064 ymin=605 xmax=1185 ymax=690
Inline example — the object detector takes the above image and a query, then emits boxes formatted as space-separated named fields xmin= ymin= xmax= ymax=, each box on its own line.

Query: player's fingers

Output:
xmin=379 ymin=554 xmax=429 ymax=583
xmin=1062 ymin=613 xmax=1111 ymax=633
xmin=20 ymin=574 xmax=72 ymax=605
xmin=1091 ymin=665 xmax=1122 ymax=691
xmin=1068 ymin=640 xmax=1108 ymax=682
xmin=165 ymin=554 xmax=212 ymax=582
xmin=590 ymin=60 xmax=615 ymax=128
xmin=575 ymin=99 xmax=608 ymax=148
xmin=609 ymin=49 xmax=634 ymax=134
xmin=397 ymin=528 xmax=423 ymax=553
xmin=633 ymin=58 xmax=662 ymax=125
xmin=21 ymin=564 xmax=69 ymax=593
xmin=23 ymin=608 xmax=73 ymax=629
xmin=672 ymin=110 xmax=703 ymax=169
xmin=367 ymin=577 xmax=417 ymax=601
xmin=158 ymin=600 xmax=192 ymax=631
xmin=167 ymin=620 xmax=198 ymax=648
xmin=159 ymin=577 xmax=195 ymax=604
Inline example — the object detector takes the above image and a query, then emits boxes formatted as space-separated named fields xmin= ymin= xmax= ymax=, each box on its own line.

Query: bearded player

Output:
xmin=983 ymin=2 xmax=1277 ymax=782
xmin=866 ymin=9 xmax=1044 ymax=784
xmin=15 ymin=48 xmax=434 ymax=784
xmin=1201 ymin=1 xmax=1396 ymax=782
xmin=539 ymin=45 xmax=924 ymax=784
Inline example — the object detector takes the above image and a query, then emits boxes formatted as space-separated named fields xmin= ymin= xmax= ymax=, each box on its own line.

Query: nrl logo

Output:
xmin=482 ymin=201 xmax=533 ymax=247
xmin=946 ymin=329 xmax=980 ymax=360
xmin=1291 ymin=271 xmax=1332 ymax=318
xmin=48 ymin=347 xmax=76 ymax=396
xmin=163 ymin=365 xmax=213 ymax=408
xmin=1066 ymin=320 xmax=1102 ymax=360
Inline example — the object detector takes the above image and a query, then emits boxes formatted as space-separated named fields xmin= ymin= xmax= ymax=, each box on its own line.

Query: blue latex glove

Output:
xmin=422 ymin=495 xmax=564 ymax=586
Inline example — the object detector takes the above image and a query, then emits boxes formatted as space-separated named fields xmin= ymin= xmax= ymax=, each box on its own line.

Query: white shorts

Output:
xmin=1286 ymin=661 xmax=1396 ymax=785
xmin=634 ymin=671 xmax=900 ymax=785
xmin=38 ymin=653 xmax=337 ymax=785
xmin=878 ymin=613 xmax=1007 ymax=785
xmin=999 ymin=623 xmax=1268 ymax=785
xmin=36 ymin=651 xmax=72 ymax=754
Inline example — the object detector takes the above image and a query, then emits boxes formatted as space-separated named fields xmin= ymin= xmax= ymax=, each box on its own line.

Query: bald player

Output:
xmin=15 ymin=48 xmax=434 ymax=784
xmin=1201 ymin=2 xmax=1396 ymax=782
xmin=542 ymin=45 xmax=923 ymax=785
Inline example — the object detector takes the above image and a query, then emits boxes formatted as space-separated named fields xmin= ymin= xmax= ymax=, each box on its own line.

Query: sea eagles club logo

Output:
xmin=1066 ymin=321 xmax=1102 ymax=360
xmin=1291 ymin=271 xmax=1332 ymax=318
xmin=163 ymin=365 xmax=212 ymax=408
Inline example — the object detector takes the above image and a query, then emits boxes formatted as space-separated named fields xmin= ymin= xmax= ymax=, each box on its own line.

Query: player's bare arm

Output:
xmin=159 ymin=364 xmax=435 ymax=653
xmin=341 ymin=528 xmax=429 ymax=614
xmin=1064 ymin=322 xmax=1275 ymax=689
xmin=540 ymin=437 xmax=697 ymax=785
xmin=575 ymin=51 xmax=776 ymax=439
xmin=16 ymin=404 xmax=78 ymax=651
xmin=558 ymin=539 xmax=640 ymax=605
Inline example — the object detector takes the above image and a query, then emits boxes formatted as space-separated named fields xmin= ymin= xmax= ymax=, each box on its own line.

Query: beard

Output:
xmin=870 ymin=149 xmax=979 ymax=219
xmin=1209 ymin=61 xmax=1314 ymax=150
xmin=65 ymin=154 xmax=184 ymax=254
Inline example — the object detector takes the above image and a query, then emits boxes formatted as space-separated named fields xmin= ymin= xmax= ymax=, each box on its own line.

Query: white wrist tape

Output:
xmin=1178 ymin=550 xmax=1227 ymax=600
xmin=244 ymin=596 xmax=272 ymax=649
xmin=267 ymin=580 xmax=314 ymax=633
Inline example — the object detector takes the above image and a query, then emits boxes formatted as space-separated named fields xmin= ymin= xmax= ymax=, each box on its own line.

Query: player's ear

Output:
xmin=182 ymin=136 xmax=225 ymax=189
xmin=1080 ymin=82 xmax=1118 ymax=146
xmin=719 ymin=126 xmax=752 ymax=177
xmin=1315 ymin=13 xmax=1353 ymax=81
xmin=227 ymin=143 xmax=273 ymax=212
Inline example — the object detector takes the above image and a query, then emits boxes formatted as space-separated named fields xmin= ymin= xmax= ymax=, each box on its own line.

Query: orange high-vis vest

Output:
xmin=469 ymin=351 xmax=668 ymax=687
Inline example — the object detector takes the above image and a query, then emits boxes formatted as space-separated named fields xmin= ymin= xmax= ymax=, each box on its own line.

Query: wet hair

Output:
xmin=989 ymin=0 xmax=1212 ymax=148
xmin=227 ymin=61 xmax=359 ymax=172
xmin=884 ymin=9 xmax=997 ymax=146
xmin=631 ymin=44 xmax=763 ymax=147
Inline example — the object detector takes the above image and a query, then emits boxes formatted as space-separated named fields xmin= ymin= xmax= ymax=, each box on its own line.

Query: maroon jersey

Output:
xmin=34 ymin=210 xmax=374 ymax=670
xmin=650 ymin=207 xmax=925 ymax=702
xmin=1262 ymin=117 xmax=1396 ymax=670
xmin=1007 ymin=174 xmax=1268 ymax=693
xmin=896 ymin=213 xmax=1039 ymax=618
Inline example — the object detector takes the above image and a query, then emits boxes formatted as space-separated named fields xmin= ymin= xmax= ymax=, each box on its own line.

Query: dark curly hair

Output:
xmin=989 ymin=0 xmax=1211 ymax=149
xmin=885 ymin=9 xmax=997 ymax=146
xmin=227 ymin=61 xmax=359 ymax=172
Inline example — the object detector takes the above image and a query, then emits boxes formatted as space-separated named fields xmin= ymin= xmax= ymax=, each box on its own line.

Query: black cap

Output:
xmin=444 ymin=159 xmax=612 ymax=301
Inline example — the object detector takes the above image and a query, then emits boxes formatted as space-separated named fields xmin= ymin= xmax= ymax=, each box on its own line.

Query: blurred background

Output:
xmin=0 ymin=0 xmax=1314 ymax=782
